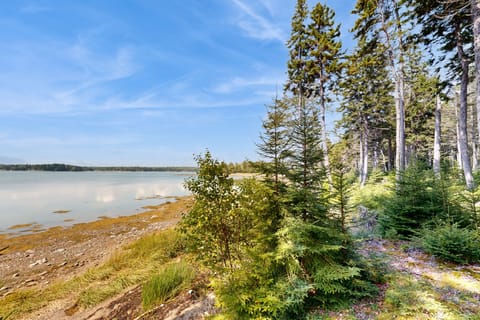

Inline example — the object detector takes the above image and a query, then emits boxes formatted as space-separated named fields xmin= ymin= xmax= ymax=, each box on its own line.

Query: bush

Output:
xmin=379 ymin=162 xmax=446 ymax=239
xmin=142 ymin=261 xmax=195 ymax=309
xmin=421 ymin=224 xmax=480 ymax=264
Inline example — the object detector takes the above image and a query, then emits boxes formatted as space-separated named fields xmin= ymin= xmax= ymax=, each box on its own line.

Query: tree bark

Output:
xmin=379 ymin=0 xmax=406 ymax=180
xmin=456 ymin=22 xmax=475 ymax=190
xmin=318 ymin=84 xmax=333 ymax=187
xmin=471 ymin=99 xmax=479 ymax=170
xmin=456 ymin=94 xmax=463 ymax=170
xmin=388 ymin=137 xmax=394 ymax=171
xmin=433 ymin=95 xmax=442 ymax=178
xmin=359 ymin=128 xmax=368 ymax=187
xmin=473 ymin=0 xmax=480 ymax=171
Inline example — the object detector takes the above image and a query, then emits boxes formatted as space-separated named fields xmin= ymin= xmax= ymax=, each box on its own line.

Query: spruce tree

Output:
xmin=338 ymin=39 xmax=394 ymax=185
xmin=408 ymin=0 xmax=475 ymax=189
xmin=353 ymin=0 xmax=409 ymax=181
xmin=306 ymin=3 xmax=343 ymax=186
xmin=285 ymin=0 xmax=309 ymax=103
xmin=257 ymin=96 xmax=292 ymax=220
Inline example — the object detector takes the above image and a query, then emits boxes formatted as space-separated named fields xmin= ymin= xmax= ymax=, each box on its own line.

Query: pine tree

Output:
xmin=306 ymin=3 xmax=343 ymax=186
xmin=285 ymin=0 xmax=309 ymax=104
xmin=353 ymin=0 xmax=410 ymax=181
xmin=286 ymin=97 xmax=326 ymax=221
xmin=257 ymin=95 xmax=292 ymax=219
xmin=408 ymin=0 xmax=475 ymax=189
xmin=403 ymin=47 xmax=439 ymax=163
xmin=338 ymin=38 xmax=394 ymax=186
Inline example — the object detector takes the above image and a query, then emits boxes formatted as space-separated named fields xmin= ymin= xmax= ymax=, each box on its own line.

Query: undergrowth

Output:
xmin=142 ymin=260 xmax=195 ymax=309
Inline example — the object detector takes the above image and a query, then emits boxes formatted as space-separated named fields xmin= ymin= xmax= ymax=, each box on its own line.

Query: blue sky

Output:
xmin=0 ymin=0 xmax=357 ymax=166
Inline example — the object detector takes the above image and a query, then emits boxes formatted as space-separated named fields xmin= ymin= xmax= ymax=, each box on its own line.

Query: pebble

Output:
xmin=39 ymin=271 xmax=48 ymax=277
xmin=29 ymin=261 xmax=40 ymax=268
xmin=55 ymin=248 xmax=65 ymax=253
xmin=29 ymin=258 xmax=48 ymax=268
xmin=22 ymin=279 xmax=35 ymax=285
xmin=0 ymin=286 xmax=10 ymax=292
xmin=58 ymin=261 xmax=67 ymax=267
xmin=12 ymin=273 xmax=20 ymax=278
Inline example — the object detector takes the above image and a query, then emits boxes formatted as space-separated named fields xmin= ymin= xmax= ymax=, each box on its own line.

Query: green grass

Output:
xmin=0 ymin=229 xmax=191 ymax=319
xmin=378 ymin=272 xmax=463 ymax=320
xmin=142 ymin=260 xmax=196 ymax=309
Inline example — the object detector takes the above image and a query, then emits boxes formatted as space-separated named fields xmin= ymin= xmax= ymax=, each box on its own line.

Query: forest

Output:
xmin=0 ymin=164 xmax=196 ymax=172
xmin=179 ymin=0 xmax=480 ymax=318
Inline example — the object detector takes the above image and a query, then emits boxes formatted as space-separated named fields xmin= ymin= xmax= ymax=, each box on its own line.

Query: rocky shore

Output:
xmin=0 ymin=197 xmax=193 ymax=319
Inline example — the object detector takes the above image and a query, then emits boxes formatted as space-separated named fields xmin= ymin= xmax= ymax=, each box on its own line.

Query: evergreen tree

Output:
xmin=353 ymin=0 xmax=410 ymax=181
xmin=286 ymin=97 xmax=326 ymax=221
xmin=408 ymin=0 xmax=475 ymax=189
xmin=338 ymin=38 xmax=394 ymax=185
xmin=306 ymin=2 xmax=343 ymax=186
xmin=285 ymin=0 xmax=309 ymax=103
xmin=403 ymin=47 xmax=439 ymax=163
xmin=257 ymin=95 xmax=292 ymax=219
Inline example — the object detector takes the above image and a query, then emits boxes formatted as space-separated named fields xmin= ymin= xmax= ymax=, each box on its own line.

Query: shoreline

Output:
xmin=0 ymin=196 xmax=192 ymax=305
xmin=1 ymin=195 xmax=187 ymax=238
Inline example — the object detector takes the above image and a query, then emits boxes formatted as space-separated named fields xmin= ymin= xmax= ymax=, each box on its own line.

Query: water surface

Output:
xmin=0 ymin=171 xmax=192 ymax=234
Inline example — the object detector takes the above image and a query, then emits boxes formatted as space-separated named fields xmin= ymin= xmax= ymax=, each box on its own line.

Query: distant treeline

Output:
xmin=226 ymin=160 xmax=260 ymax=173
xmin=0 ymin=163 xmax=197 ymax=172
xmin=0 ymin=162 xmax=260 ymax=173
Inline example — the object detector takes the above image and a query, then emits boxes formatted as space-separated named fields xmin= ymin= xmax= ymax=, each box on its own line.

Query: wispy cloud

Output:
xmin=230 ymin=0 xmax=285 ymax=42
xmin=212 ymin=75 xmax=284 ymax=94
xmin=0 ymin=30 xmax=139 ymax=115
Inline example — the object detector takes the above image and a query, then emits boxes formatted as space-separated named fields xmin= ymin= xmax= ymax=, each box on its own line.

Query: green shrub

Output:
xmin=379 ymin=162 xmax=446 ymax=239
xmin=421 ymin=224 xmax=480 ymax=264
xmin=142 ymin=260 xmax=195 ymax=309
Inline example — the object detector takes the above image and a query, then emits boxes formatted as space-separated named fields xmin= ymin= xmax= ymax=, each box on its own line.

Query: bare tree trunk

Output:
xmin=471 ymin=99 xmax=479 ymax=170
xmin=456 ymin=23 xmax=475 ymax=190
xmin=388 ymin=137 xmax=394 ymax=171
xmin=456 ymin=96 xmax=463 ymax=170
xmin=381 ymin=149 xmax=388 ymax=172
xmin=395 ymin=73 xmax=406 ymax=177
xmin=373 ymin=143 xmax=379 ymax=169
xmin=318 ymin=83 xmax=333 ymax=187
xmin=359 ymin=131 xmax=368 ymax=187
xmin=379 ymin=0 xmax=406 ymax=180
xmin=473 ymin=0 xmax=480 ymax=170
xmin=433 ymin=95 xmax=442 ymax=178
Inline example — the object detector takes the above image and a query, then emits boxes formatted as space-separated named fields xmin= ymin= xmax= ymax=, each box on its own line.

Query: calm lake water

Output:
xmin=0 ymin=171 xmax=192 ymax=234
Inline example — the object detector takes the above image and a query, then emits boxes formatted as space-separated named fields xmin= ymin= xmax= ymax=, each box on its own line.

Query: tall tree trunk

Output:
xmin=473 ymin=0 xmax=480 ymax=170
xmin=359 ymin=130 xmax=368 ymax=187
xmin=388 ymin=137 xmax=394 ymax=171
xmin=471 ymin=99 xmax=479 ymax=170
xmin=456 ymin=94 xmax=463 ymax=170
xmin=394 ymin=72 xmax=406 ymax=177
xmin=456 ymin=22 xmax=475 ymax=190
xmin=433 ymin=95 xmax=442 ymax=178
xmin=372 ymin=142 xmax=379 ymax=169
xmin=318 ymin=85 xmax=333 ymax=186
xmin=379 ymin=0 xmax=406 ymax=180
xmin=381 ymin=149 xmax=388 ymax=172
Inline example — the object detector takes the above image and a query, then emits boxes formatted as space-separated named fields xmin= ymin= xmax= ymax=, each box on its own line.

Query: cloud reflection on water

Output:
xmin=0 ymin=171 xmax=190 ymax=233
